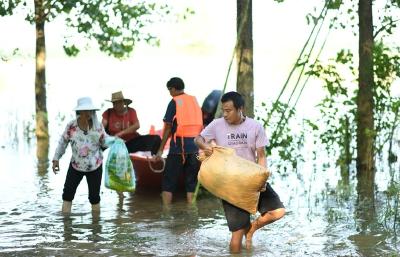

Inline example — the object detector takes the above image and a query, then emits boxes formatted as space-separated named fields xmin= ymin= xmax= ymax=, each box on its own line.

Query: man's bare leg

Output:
xmin=230 ymin=228 xmax=246 ymax=253
xmin=245 ymin=208 xmax=285 ymax=249
xmin=62 ymin=201 xmax=72 ymax=213
xmin=186 ymin=192 xmax=193 ymax=204
xmin=162 ymin=191 xmax=173 ymax=205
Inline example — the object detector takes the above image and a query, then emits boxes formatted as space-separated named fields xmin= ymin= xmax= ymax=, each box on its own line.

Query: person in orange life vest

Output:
xmin=155 ymin=77 xmax=203 ymax=205
xmin=102 ymin=91 xmax=161 ymax=155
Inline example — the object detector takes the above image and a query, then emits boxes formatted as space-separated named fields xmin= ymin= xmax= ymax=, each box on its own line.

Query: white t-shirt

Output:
xmin=200 ymin=117 xmax=269 ymax=162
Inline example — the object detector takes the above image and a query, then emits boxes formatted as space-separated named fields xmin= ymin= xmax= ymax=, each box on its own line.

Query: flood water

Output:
xmin=0 ymin=72 xmax=399 ymax=256
xmin=1 ymin=139 xmax=399 ymax=257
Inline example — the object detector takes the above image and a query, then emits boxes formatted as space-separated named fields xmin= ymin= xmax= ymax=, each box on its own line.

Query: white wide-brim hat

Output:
xmin=73 ymin=97 xmax=99 ymax=111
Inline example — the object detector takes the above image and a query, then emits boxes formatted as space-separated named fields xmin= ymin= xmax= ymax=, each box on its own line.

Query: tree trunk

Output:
xmin=339 ymin=115 xmax=351 ymax=186
xmin=34 ymin=0 xmax=49 ymax=165
xmin=356 ymin=0 xmax=375 ymax=200
xmin=236 ymin=0 xmax=254 ymax=118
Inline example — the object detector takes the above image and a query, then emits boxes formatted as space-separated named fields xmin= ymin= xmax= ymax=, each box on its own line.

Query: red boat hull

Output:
xmin=130 ymin=154 xmax=164 ymax=189
xmin=129 ymin=154 xmax=186 ymax=191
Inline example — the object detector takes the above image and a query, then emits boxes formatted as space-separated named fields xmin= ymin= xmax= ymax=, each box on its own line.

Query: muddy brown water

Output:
xmin=0 ymin=145 xmax=399 ymax=257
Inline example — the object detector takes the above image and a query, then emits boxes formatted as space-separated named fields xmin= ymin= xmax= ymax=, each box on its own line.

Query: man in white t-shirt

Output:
xmin=195 ymin=91 xmax=285 ymax=253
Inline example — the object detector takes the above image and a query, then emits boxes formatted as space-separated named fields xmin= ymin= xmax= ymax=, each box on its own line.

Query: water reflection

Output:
xmin=71 ymin=212 xmax=102 ymax=242
xmin=62 ymin=216 xmax=77 ymax=241
xmin=36 ymin=138 xmax=49 ymax=174
xmin=349 ymin=197 xmax=396 ymax=257
xmin=1 ymin=142 xmax=400 ymax=256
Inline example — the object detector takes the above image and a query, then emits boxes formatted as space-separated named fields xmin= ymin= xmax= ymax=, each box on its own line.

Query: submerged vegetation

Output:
xmin=257 ymin=1 xmax=400 ymax=245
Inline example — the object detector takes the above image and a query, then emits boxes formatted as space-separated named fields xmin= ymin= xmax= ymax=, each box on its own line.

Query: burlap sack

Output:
xmin=198 ymin=146 xmax=270 ymax=214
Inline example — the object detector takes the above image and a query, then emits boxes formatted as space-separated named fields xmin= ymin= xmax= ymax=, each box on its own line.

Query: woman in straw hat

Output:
xmin=52 ymin=97 xmax=108 ymax=213
xmin=102 ymin=91 xmax=161 ymax=155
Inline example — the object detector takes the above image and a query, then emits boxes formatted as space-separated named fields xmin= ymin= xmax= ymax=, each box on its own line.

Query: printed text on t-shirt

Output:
xmin=227 ymin=132 xmax=248 ymax=146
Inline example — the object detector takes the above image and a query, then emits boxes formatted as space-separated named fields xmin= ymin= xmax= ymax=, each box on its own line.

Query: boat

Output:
xmin=129 ymin=153 xmax=165 ymax=189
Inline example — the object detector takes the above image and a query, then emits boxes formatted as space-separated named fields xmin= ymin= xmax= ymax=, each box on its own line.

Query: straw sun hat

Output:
xmin=73 ymin=97 xmax=99 ymax=111
xmin=108 ymin=91 xmax=132 ymax=105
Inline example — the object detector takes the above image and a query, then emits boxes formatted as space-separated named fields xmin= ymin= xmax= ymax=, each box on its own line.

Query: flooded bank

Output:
xmin=1 ymin=144 xmax=399 ymax=257
xmin=0 ymin=84 xmax=398 ymax=256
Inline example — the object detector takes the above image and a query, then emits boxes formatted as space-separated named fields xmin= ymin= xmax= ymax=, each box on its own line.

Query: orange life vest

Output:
xmin=173 ymin=93 xmax=203 ymax=138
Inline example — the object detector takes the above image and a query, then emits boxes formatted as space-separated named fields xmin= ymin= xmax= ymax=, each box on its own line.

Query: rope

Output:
xmin=271 ymin=2 xmax=339 ymax=140
xmin=270 ymin=5 xmax=330 ymax=139
xmin=147 ymin=157 xmax=165 ymax=173
xmin=293 ymin=21 xmax=333 ymax=108
xmin=265 ymin=1 xmax=329 ymax=125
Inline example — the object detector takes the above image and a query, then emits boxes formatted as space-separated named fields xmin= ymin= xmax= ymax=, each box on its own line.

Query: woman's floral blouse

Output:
xmin=53 ymin=119 xmax=107 ymax=172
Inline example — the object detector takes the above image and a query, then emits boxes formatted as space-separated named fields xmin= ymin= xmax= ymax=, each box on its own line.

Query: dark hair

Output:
xmin=221 ymin=91 xmax=244 ymax=110
xmin=166 ymin=77 xmax=185 ymax=90
xmin=75 ymin=110 xmax=94 ymax=116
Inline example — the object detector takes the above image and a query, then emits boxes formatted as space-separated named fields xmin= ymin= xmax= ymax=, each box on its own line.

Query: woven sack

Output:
xmin=198 ymin=146 xmax=270 ymax=214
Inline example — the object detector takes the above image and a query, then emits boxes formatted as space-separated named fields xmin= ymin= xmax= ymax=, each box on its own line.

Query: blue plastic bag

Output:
xmin=104 ymin=138 xmax=136 ymax=192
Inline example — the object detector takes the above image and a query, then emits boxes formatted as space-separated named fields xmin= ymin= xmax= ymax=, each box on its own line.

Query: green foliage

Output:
xmin=320 ymin=0 xmax=400 ymax=39
xmin=60 ymin=0 xmax=169 ymax=58
xmin=381 ymin=181 xmax=400 ymax=232
xmin=256 ymin=101 xmax=305 ymax=173
xmin=266 ymin=0 xmax=400 ymax=238
xmin=374 ymin=42 xmax=400 ymax=83
xmin=326 ymin=207 xmax=346 ymax=222
xmin=308 ymin=51 xmax=357 ymax=166
xmin=327 ymin=0 xmax=343 ymax=10
xmin=392 ymin=0 xmax=400 ymax=8
xmin=63 ymin=44 xmax=79 ymax=57
xmin=262 ymin=42 xmax=400 ymax=175
xmin=373 ymin=42 xmax=400 ymax=160
xmin=311 ymin=57 xmax=356 ymax=165
xmin=0 ymin=0 xmax=23 ymax=16
xmin=0 ymin=0 xmax=174 ymax=59
xmin=255 ymin=1 xmax=400 ymax=178
xmin=306 ymin=42 xmax=400 ymax=171
xmin=306 ymin=0 xmax=357 ymax=32
xmin=0 ymin=48 xmax=20 ymax=62
xmin=23 ymin=115 xmax=35 ymax=143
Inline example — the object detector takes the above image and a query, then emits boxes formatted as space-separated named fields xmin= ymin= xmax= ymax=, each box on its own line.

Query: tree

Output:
xmin=356 ymin=0 xmax=375 ymax=200
xmin=263 ymin=0 xmax=399 ymax=194
xmin=0 ymin=0 xmax=169 ymax=162
xmin=236 ymin=0 xmax=254 ymax=118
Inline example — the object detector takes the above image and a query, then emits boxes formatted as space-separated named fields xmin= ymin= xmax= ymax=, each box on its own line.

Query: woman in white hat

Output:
xmin=52 ymin=97 xmax=108 ymax=213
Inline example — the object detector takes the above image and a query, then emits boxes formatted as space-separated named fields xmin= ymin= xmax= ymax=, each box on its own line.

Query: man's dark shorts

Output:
xmin=162 ymin=153 xmax=200 ymax=193
xmin=222 ymin=183 xmax=284 ymax=232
